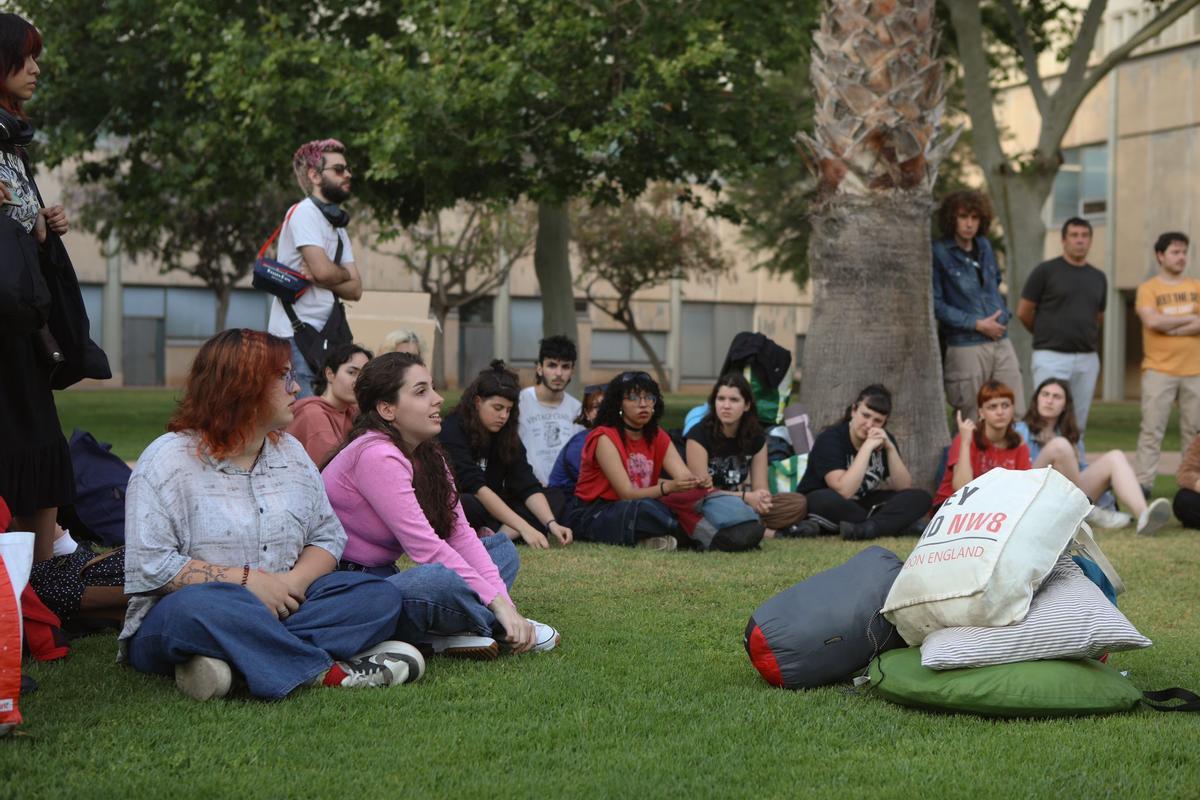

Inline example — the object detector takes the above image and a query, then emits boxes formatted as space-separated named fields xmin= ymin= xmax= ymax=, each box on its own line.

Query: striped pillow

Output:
xmin=920 ymin=555 xmax=1151 ymax=670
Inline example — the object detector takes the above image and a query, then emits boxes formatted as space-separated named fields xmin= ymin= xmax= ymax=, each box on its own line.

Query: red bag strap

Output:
xmin=256 ymin=203 xmax=301 ymax=260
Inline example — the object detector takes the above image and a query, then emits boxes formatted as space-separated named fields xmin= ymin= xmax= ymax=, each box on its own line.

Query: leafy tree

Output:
xmin=573 ymin=185 xmax=730 ymax=386
xmin=17 ymin=1 xmax=352 ymax=329
xmin=943 ymin=0 xmax=1200 ymax=366
xmin=379 ymin=202 xmax=535 ymax=386
xmin=799 ymin=0 xmax=957 ymax=489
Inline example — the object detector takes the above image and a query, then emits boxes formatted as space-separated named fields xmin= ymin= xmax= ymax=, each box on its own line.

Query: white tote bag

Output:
xmin=882 ymin=468 xmax=1090 ymax=645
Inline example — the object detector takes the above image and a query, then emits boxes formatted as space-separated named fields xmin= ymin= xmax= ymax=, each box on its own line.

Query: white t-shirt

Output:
xmin=267 ymin=197 xmax=356 ymax=338
xmin=517 ymin=385 xmax=583 ymax=485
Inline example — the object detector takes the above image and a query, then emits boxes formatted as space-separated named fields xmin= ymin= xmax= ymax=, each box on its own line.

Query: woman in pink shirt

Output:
xmin=322 ymin=352 xmax=558 ymax=659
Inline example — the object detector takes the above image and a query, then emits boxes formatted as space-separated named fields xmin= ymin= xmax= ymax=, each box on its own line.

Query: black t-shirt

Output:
xmin=1020 ymin=256 xmax=1107 ymax=353
xmin=685 ymin=424 xmax=767 ymax=490
xmin=797 ymin=420 xmax=896 ymax=498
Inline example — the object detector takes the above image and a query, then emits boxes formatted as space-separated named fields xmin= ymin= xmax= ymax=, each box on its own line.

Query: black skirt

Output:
xmin=0 ymin=329 xmax=74 ymax=515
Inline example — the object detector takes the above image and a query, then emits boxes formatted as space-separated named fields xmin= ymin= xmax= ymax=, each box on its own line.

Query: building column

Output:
xmin=102 ymin=231 xmax=124 ymax=386
xmin=666 ymin=276 xmax=682 ymax=392
xmin=493 ymin=270 xmax=511 ymax=362
xmin=1102 ymin=72 xmax=1124 ymax=401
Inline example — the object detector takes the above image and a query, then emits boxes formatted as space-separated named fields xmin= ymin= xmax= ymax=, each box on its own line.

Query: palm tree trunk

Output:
xmin=801 ymin=195 xmax=949 ymax=491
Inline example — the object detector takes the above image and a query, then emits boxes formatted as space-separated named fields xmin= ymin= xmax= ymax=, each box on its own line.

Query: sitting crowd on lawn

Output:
xmin=6 ymin=129 xmax=1200 ymax=706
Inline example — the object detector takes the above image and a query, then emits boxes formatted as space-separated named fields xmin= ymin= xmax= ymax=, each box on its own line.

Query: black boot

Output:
xmin=779 ymin=519 xmax=824 ymax=538
xmin=839 ymin=519 xmax=881 ymax=541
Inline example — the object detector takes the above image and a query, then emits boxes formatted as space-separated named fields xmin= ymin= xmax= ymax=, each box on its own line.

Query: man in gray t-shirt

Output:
xmin=1017 ymin=217 xmax=1107 ymax=434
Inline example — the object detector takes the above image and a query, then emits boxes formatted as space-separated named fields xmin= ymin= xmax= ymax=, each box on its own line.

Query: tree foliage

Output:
xmin=380 ymin=202 xmax=535 ymax=385
xmin=573 ymin=185 xmax=729 ymax=385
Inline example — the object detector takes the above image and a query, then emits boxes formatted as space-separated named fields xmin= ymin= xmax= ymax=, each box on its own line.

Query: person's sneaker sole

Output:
xmin=175 ymin=655 xmax=233 ymax=701
xmin=421 ymin=634 xmax=500 ymax=661
xmin=1137 ymin=498 xmax=1172 ymax=537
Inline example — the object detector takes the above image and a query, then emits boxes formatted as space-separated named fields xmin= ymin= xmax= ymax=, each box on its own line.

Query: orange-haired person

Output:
xmin=119 ymin=329 xmax=424 ymax=701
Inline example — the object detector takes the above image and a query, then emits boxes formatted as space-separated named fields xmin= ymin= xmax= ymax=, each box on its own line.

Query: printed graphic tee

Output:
xmin=1136 ymin=276 xmax=1200 ymax=376
xmin=685 ymin=423 xmax=766 ymax=490
xmin=517 ymin=386 xmax=583 ymax=484
xmin=797 ymin=420 xmax=897 ymax=498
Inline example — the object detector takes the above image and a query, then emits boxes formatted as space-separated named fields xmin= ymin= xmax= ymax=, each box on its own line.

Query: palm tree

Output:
xmin=798 ymin=0 xmax=958 ymax=489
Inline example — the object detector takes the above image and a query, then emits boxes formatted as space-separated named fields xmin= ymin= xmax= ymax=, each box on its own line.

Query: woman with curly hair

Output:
xmin=323 ymin=353 xmax=559 ymax=659
xmin=121 ymin=330 xmax=422 ymax=701
xmin=565 ymin=371 xmax=711 ymax=551
xmin=438 ymin=360 xmax=572 ymax=549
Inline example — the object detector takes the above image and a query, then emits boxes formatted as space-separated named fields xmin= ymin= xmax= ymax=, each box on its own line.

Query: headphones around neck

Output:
xmin=0 ymin=108 xmax=34 ymax=146
xmin=310 ymin=197 xmax=350 ymax=228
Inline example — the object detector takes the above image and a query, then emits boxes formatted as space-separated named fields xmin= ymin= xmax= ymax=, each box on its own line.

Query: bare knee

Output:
xmin=1043 ymin=437 xmax=1075 ymax=458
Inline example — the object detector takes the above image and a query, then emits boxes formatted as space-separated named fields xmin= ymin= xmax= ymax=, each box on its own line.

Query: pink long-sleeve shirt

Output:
xmin=323 ymin=432 xmax=511 ymax=606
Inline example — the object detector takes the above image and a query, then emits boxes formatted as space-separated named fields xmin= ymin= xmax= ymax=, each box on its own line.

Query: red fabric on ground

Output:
xmin=746 ymin=623 xmax=783 ymax=687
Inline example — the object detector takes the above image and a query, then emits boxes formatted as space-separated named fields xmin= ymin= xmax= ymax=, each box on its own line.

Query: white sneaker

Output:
xmin=527 ymin=620 xmax=560 ymax=652
xmin=1137 ymin=497 xmax=1172 ymax=537
xmin=175 ymin=655 xmax=233 ymax=701
xmin=1085 ymin=506 xmax=1132 ymax=529
xmin=420 ymin=633 xmax=500 ymax=660
xmin=636 ymin=535 xmax=678 ymax=551
xmin=335 ymin=641 xmax=425 ymax=687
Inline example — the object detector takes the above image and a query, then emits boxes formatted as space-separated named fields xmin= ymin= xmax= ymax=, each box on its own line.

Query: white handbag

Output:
xmin=882 ymin=468 xmax=1091 ymax=645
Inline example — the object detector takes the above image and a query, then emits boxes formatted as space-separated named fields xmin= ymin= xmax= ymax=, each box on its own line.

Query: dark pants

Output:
xmin=1173 ymin=488 xmax=1200 ymax=529
xmin=127 ymin=571 xmax=403 ymax=700
xmin=459 ymin=488 xmax=566 ymax=534
xmin=804 ymin=488 xmax=932 ymax=536
xmin=564 ymin=496 xmax=678 ymax=547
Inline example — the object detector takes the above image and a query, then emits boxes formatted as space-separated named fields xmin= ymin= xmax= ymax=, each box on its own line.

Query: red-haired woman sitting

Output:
xmin=120 ymin=329 xmax=423 ymax=701
xmin=933 ymin=380 xmax=1031 ymax=507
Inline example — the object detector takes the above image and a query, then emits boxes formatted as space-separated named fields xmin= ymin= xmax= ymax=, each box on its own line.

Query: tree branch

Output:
xmin=998 ymin=0 xmax=1049 ymax=114
xmin=942 ymin=0 xmax=1010 ymax=176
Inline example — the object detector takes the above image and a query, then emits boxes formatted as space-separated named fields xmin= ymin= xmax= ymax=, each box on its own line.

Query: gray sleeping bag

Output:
xmin=745 ymin=546 xmax=904 ymax=688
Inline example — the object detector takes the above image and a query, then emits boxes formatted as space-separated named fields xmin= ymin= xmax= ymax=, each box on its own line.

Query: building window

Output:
xmin=591 ymin=330 xmax=667 ymax=365
xmin=509 ymin=298 xmax=544 ymax=363
xmin=681 ymin=302 xmax=755 ymax=380
xmin=1052 ymin=145 xmax=1107 ymax=223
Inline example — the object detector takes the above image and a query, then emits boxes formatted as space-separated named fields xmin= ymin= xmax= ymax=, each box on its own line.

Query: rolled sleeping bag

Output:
xmin=745 ymin=545 xmax=904 ymax=688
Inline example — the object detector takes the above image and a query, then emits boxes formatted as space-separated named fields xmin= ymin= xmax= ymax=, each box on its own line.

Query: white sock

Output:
xmin=53 ymin=529 xmax=79 ymax=557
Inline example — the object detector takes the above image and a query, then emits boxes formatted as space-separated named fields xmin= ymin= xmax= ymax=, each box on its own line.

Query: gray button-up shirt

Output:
xmin=118 ymin=431 xmax=346 ymax=651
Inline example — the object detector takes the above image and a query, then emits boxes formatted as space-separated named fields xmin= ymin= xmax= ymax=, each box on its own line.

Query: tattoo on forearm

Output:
xmin=166 ymin=561 xmax=233 ymax=591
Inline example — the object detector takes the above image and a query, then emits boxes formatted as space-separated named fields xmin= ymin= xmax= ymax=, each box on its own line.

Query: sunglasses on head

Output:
xmin=619 ymin=371 xmax=651 ymax=383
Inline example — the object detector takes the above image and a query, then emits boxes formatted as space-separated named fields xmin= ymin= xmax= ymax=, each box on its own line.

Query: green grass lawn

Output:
xmin=8 ymin=391 xmax=1196 ymax=797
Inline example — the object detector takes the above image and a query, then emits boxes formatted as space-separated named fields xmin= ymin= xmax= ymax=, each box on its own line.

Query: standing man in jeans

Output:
xmin=932 ymin=190 xmax=1025 ymax=422
xmin=267 ymin=139 xmax=363 ymax=398
xmin=1135 ymin=232 xmax=1200 ymax=494
xmin=1018 ymin=217 xmax=1107 ymax=436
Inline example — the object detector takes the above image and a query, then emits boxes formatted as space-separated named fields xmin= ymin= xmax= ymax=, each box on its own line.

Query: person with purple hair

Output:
xmin=266 ymin=139 xmax=362 ymax=397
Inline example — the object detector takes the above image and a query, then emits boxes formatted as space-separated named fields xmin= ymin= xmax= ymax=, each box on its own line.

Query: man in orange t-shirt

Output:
xmin=1135 ymin=232 xmax=1200 ymax=491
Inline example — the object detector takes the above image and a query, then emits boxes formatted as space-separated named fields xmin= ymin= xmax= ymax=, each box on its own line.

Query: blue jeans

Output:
xmin=289 ymin=338 xmax=317 ymax=399
xmin=127 ymin=572 xmax=403 ymax=700
xmin=341 ymin=533 xmax=520 ymax=640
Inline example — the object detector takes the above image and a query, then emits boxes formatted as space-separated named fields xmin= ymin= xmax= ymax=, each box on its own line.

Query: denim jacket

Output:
xmin=932 ymin=235 xmax=1010 ymax=346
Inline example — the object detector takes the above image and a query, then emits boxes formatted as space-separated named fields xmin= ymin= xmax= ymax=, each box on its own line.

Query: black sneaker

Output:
xmin=335 ymin=641 xmax=426 ymax=687
xmin=779 ymin=520 xmax=824 ymax=538
xmin=839 ymin=520 xmax=881 ymax=541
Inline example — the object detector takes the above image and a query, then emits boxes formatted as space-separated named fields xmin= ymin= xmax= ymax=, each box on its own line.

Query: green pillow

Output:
xmin=868 ymin=647 xmax=1143 ymax=718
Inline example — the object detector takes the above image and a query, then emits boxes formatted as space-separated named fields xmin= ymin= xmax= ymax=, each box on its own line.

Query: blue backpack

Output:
xmin=63 ymin=429 xmax=131 ymax=547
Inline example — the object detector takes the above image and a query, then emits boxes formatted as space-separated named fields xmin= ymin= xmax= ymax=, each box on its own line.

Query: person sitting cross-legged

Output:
xmin=323 ymin=353 xmax=559 ymax=659
xmin=548 ymin=384 xmax=606 ymax=496
xmin=793 ymin=384 xmax=932 ymax=540
xmin=121 ymin=329 xmax=423 ymax=702
xmin=684 ymin=372 xmax=807 ymax=537
xmin=1015 ymin=377 xmax=1171 ymax=535
xmin=563 ymin=371 xmax=711 ymax=551
xmin=439 ymin=361 xmax=573 ymax=549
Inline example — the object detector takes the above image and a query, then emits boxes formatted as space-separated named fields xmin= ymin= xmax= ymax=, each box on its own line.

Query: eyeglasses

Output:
xmin=281 ymin=367 xmax=297 ymax=388
xmin=323 ymin=164 xmax=351 ymax=176
xmin=625 ymin=392 xmax=658 ymax=407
